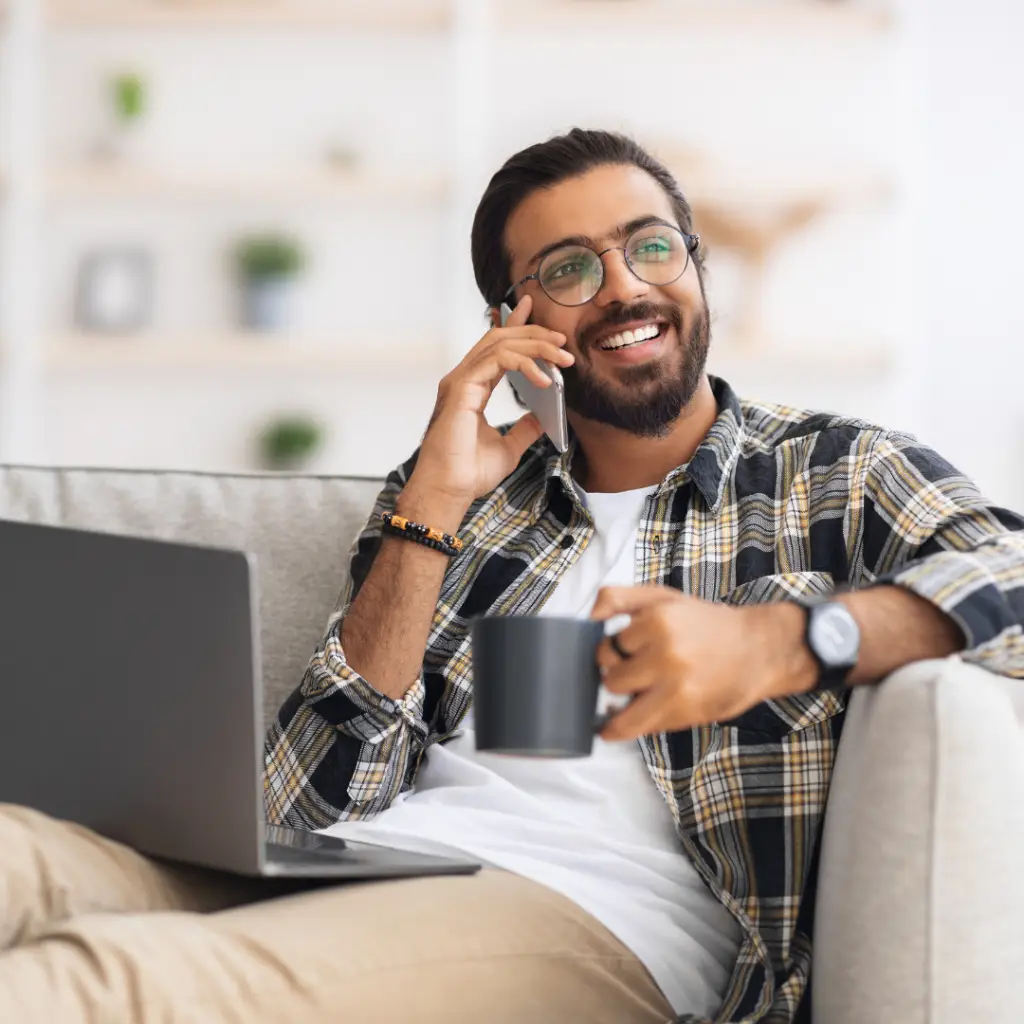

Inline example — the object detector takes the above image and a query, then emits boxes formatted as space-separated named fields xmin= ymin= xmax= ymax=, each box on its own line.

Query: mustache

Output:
xmin=576 ymin=302 xmax=684 ymax=352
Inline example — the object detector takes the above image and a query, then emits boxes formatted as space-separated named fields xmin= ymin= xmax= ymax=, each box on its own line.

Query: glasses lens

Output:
xmin=538 ymin=245 xmax=603 ymax=306
xmin=625 ymin=226 xmax=688 ymax=286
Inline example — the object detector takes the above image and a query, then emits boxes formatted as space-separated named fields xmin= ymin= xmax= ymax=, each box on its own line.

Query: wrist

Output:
xmin=750 ymin=602 xmax=819 ymax=699
xmin=395 ymin=477 xmax=470 ymax=537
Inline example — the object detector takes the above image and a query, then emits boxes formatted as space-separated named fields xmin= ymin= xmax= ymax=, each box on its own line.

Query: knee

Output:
xmin=22 ymin=912 xmax=265 ymax=1022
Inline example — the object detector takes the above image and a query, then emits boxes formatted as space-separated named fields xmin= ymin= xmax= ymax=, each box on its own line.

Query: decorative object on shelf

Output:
xmin=233 ymin=233 xmax=308 ymax=332
xmin=658 ymin=144 xmax=891 ymax=348
xmin=73 ymin=248 xmax=155 ymax=333
xmin=258 ymin=414 xmax=325 ymax=470
xmin=97 ymin=70 xmax=150 ymax=163
xmin=325 ymin=139 xmax=361 ymax=172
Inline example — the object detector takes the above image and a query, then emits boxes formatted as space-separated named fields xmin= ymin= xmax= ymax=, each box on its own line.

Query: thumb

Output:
xmin=502 ymin=412 xmax=544 ymax=461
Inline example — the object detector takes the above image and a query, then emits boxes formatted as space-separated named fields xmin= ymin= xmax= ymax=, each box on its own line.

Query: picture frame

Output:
xmin=74 ymin=248 xmax=155 ymax=334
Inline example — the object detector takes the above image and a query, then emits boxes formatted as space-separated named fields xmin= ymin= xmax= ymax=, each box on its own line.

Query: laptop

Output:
xmin=0 ymin=519 xmax=480 ymax=881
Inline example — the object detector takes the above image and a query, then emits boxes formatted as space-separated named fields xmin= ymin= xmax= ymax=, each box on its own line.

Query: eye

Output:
xmin=547 ymin=259 xmax=586 ymax=280
xmin=631 ymin=235 xmax=674 ymax=262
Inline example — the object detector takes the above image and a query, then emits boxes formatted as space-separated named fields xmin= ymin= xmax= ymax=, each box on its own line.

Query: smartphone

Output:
xmin=500 ymin=301 xmax=570 ymax=454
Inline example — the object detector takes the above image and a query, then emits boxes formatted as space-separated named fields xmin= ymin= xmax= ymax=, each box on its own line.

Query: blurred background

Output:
xmin=0 ymin=0 xmax=1020 ymax=510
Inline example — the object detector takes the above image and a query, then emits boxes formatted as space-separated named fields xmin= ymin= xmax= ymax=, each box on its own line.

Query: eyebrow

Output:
xmin=525 ymin=214 xmax=679 ymax=269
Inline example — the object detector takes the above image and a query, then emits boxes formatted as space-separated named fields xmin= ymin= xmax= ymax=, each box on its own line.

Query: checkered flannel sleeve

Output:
xmin=864 ymin=432 xmax=1024 ymax=676
xmin=263 ymin=454 xmax=430 ymax=829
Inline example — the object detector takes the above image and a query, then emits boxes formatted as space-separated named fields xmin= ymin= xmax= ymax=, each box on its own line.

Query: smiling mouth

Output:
xmin=597 ymin=322 xmax=665 ymax=351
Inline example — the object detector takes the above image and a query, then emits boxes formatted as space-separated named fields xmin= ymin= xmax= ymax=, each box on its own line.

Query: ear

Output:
xmin=489 ymin=307 xmax=501 ymax=329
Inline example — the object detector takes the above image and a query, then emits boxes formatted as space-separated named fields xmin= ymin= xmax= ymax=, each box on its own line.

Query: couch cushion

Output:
xmin=0 ymin=465 xmax=383 ymax=728
xmin=814 ymin=659 xmax=1024 ymax=1024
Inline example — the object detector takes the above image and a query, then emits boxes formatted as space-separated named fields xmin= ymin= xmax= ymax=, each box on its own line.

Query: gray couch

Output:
xmin=1 ymin=463 xmax=1020 ymax=1023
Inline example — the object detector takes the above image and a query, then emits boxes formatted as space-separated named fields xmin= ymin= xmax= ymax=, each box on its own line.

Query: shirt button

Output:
xmin=561 ymin=534 xmax=574 ymax=549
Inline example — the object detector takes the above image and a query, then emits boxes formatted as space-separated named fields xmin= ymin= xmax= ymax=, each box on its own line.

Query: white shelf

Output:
xmin=43 ymin=333 xmax=449 ymax=373
xmin=48 ymin=164 xmax=450 ymax=205
xmin=495 ymin=0 xmax=892 ymax=34
xmin=43 ymin=161 xmax=888 ymax=219
xmin=45 ymin=0 xmax=892 ymax=33
xmin=46 ymin=1 xmax=452 ymax=31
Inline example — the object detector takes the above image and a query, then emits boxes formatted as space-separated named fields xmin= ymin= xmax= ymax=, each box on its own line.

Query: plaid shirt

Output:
xmin=265 ymin=377 xmax=1024 ymax=1023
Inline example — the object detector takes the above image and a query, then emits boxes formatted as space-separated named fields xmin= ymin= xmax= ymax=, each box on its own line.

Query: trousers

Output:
xmin=0 ymin=804 xmax=674 ymax=1023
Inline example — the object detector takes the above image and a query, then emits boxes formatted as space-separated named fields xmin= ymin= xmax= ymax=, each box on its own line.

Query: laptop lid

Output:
xmin=0 ymin=520 xmax=265 ymax=876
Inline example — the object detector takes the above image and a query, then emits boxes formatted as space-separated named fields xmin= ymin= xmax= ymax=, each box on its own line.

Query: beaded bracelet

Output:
xmin=381 ymin=511 xmax=464 ymax=557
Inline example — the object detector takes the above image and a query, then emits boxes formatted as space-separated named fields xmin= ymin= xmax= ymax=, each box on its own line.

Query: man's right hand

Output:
xmin=401 ymin=294 xmax=574 ymax=526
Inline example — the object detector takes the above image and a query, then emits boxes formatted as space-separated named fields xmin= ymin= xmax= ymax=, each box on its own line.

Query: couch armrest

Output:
xmin=813 ymin=658 xmax=1024 ymax=1024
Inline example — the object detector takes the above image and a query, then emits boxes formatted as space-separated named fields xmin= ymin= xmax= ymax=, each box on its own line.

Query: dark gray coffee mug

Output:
xmin=470 ymin=615 xmax=605 ymax=757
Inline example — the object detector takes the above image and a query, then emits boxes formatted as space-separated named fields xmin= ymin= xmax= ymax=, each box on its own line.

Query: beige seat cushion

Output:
xmin=0 ymin=466 xmax=382 ymax=728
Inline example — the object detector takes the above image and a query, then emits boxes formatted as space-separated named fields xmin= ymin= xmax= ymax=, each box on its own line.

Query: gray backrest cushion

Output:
xmin=0 ymin=466 xmax=383 ymax=728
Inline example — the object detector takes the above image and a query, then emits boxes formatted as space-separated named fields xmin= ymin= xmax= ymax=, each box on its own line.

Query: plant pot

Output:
xmin=95 ymin=119 xmax=151 ymax=164
xmin=242 ymin=275 xmax=299 ymax=332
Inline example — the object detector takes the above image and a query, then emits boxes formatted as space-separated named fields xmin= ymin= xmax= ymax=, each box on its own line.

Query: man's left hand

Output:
xmin=591 ymin=585 xmax=817 ymax=741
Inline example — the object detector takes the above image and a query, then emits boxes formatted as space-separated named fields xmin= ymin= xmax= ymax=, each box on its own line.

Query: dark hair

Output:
xmin=471 ymin=128 xmax=702 ymax=310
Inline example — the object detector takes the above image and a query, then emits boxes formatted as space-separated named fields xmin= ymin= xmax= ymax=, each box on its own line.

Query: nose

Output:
xmin=593 ymin=248 xmax=648 ymax=309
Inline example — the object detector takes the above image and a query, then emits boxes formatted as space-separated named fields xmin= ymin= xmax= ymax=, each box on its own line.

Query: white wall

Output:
xmin=5 ymin=1 xmax=1020 ymax=514
xmin=37 ymin=21 xmax=455 ymax=475
xmin=913 ymin=0 xmax=1024 ymax=512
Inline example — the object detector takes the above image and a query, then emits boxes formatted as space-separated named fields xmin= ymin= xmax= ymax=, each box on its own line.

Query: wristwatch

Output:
xmin=804 ymin=600 xmax=861 ymax=692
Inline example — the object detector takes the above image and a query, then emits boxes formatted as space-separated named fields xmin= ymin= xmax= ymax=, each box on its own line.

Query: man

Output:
xmin=2 ymin=129 xmax=1022 ymax=1024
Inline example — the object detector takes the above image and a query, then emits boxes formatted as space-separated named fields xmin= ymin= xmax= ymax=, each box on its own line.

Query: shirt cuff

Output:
xmin=880 ymin=545 xmax=1024 ymax=675
xmin=301 ymin=629 xmax=428 ymax=745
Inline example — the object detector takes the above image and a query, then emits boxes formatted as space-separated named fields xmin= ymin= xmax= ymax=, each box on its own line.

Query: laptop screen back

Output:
xmin=0 ymin=520 xmax=265 ymax=875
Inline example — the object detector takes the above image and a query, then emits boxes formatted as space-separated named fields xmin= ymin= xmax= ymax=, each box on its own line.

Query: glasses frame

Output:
xmin=503 ymin=227 xmax=700 ymax=308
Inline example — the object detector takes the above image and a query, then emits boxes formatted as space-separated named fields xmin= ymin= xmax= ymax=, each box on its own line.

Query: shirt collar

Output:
xmin=531 ymin=375 xmax=745 ymax=519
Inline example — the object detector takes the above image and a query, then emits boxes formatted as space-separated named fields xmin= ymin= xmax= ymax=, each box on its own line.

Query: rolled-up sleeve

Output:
xmin=860 ymin=432 xmax=1024 ymax=677
xmin=264 ymin=451 xmax=431 ymax=829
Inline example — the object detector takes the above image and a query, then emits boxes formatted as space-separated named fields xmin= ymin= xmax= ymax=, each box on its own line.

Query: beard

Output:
xmin=560 ymin=300 xmax=711 ymax=438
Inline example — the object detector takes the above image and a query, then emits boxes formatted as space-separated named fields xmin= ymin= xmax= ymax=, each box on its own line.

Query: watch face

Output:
xmin=809 ymin=604 xmax=860 ymax=668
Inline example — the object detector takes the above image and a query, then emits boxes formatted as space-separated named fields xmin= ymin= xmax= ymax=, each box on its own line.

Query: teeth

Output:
xmin=600 ymin=323 xmax=661 ymax=350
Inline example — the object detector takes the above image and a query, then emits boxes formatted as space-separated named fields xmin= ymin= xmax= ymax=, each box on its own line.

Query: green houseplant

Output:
xmin=233 ymin=234 xmax=308 ymax=332
xmin=112 ymin=73 xmax=146 ymax=124
xmin=105 ymin=71 xmax=149 ymax=161
xmin=258 ymin=415 xmax=325 ymax=470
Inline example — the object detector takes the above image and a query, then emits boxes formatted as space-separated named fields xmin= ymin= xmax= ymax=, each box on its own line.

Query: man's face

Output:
xmin=502 ymin=163 xmax=710 ymax=438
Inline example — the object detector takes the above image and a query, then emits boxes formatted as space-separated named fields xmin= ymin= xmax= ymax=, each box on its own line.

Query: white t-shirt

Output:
xmin=320 ymin=484 xmax=742 ymax=1017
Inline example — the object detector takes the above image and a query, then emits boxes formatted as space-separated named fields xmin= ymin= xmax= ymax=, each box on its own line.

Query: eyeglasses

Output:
xmin=504 ymin=224 xmax=699 ymax=308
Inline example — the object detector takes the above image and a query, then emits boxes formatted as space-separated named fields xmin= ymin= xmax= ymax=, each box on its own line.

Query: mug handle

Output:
xmin=593 ymin=616 xmax=634 ymax=732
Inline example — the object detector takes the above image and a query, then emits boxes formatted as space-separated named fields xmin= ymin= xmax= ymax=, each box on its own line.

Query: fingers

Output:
xmin=466 ymin=335 xmax=574 ymax=377
xmin=470 ymin=342 xmax=573 ymax=391
xmin=473 ymin=310 xmax=567 ymax=361
xmin=495 ymin=351 xmax=553 ymax=390
xmin=600 ymin=649 xmax=661 ymax=696
xmin=457 ymin=295 xmax=569 ymax=382
xmin=504 ymin=293 xmax=533 ymax=328
xmin=595 ymin=615 xmax=655 ymax=673
xmin=590 ymin=585 xmax=682 ymax=622
xmin=458 ymin=324 xmax=567 ymax=376
xmin=600 ymin=685 xmax=679 ymax=742
xmin=434 ymin=299 xmax=572 ymax=418
xmin=491 ymin=334 xmax=574 ymax=368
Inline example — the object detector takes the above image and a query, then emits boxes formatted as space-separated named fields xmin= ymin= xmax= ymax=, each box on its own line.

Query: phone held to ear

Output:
xmin=500 ymin=301 xmax=570 ymax=454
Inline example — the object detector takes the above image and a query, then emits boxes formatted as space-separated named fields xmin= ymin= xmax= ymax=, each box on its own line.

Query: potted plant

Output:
xmin=114 ymin=72 xmax=146 ymax=123
xmin=258 ymin=415 xmax=325 ymax=470
xmin=233 ymin=233 xmax=307 ymax=332
xmin=103 ymin=71 xmax=149 ymax=161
